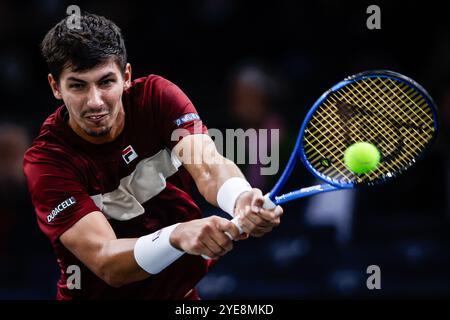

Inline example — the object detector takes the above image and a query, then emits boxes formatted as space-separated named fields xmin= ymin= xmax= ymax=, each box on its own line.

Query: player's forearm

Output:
xmin=98 ymin=238 xmax=150 ymax=287
xmin=175 ymin=134 xmax=251 ymax=211
xmin=198 ymin=157 xmax=245 ymax=207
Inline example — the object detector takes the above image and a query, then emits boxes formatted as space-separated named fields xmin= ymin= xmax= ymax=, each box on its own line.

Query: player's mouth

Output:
xmin=85 ymin=113 xmax=109 ymax=124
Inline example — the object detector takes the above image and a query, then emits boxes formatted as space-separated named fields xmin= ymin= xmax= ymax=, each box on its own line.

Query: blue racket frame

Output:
xmin=266 ymin=70 xmax=439 ymax=205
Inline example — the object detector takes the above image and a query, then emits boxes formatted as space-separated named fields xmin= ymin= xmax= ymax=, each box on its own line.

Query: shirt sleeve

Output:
xmin=144 ymin=75 xmax=208 ymax=149
xmin=23 ymin=154 xmax=101 ymax=244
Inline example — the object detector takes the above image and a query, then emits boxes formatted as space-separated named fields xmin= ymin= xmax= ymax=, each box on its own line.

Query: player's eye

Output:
xmin=69 ymin=83 xmax=84 ymax=90
xmin=100 ymin=79 xmax=115 ymax=87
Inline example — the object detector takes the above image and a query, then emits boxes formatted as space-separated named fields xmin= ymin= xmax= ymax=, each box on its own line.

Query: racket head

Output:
xmin=298 ymin=70 xmax=438 ymax=188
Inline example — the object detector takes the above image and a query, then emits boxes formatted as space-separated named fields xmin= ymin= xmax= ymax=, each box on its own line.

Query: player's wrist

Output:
xmin=133 ymin=223 xmax=184 ymax=274
xmin=217 ymin=177 xmax=252 ymax=217
xmin=168 ymin=223 xmax=183 ymax=251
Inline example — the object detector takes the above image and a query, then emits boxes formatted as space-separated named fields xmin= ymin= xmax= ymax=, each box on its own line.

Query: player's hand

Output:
xmin=170 ymin=216 xmax=242 ymax=259
xmin=234 ymin=188 xmax=284 ymax=237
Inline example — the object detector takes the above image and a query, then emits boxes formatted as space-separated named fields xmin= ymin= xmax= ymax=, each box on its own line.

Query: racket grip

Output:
xmin=201 ymin=216 xmax=243 ymax=260
xmin=262 ymin=193 xmax=276 ymax=210
xmin=201 ymin=195 xmax=276 ymax=259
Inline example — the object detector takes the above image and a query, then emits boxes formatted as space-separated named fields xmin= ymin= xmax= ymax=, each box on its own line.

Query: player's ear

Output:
xmin=48 ymin=74 xmax=63 ymax=100
xmin=123 ymin=63 xmax=132 ymax=90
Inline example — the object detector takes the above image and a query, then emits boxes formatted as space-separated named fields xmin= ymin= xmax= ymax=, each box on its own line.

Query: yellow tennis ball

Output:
xmin=344 ymin=142 xmax=380 ymax=174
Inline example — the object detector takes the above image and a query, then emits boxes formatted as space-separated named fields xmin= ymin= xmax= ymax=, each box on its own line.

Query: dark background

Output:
xmin=1 ymin=0 xmax=450 ymax=299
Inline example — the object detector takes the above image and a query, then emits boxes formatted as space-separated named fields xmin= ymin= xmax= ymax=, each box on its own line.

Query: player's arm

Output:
xmin=172 ymin=134 xmax=283 ymax=237
xmin=60 ymin=210 xmax=240 ymax=287
xmin=59 ymin=211 xmax=145 ymax=287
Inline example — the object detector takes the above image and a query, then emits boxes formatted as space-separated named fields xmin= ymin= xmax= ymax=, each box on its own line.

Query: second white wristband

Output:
xmin=217 ymin=177 xmax=252 ymax=217
xmin=133 ymin=223 xmax=184 ymax=274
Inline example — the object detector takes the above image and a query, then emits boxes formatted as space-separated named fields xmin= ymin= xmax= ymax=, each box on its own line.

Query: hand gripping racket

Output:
xmin=230 ymin=70 xmax=438 ymax=232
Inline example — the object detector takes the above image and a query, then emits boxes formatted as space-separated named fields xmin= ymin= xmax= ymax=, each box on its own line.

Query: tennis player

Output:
xmin=23 ymin=13 xmax=283 ymax=299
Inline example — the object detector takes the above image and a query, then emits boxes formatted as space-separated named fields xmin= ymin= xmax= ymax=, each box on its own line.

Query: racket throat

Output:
xmin=274 ymin=183 xmax=353 ymax=205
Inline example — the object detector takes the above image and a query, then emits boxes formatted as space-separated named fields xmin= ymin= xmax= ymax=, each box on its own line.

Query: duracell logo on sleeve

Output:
xmin=47 ymin=197 xmax=77 ymax=222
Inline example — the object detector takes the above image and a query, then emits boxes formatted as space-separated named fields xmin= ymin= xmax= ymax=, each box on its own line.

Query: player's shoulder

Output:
xmin=125 ymin=74 xmax=189 ymax=114
xmin=23 ymin=137 xmax=87 ymax=190
xmin=24 ymin=109 xmax=80 ymax=172
xmin=127 ymin=74 xmax=177 ymax=94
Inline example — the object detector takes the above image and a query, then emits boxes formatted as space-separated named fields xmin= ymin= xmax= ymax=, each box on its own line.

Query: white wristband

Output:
xmin=217 ymin=177 xmax=252 ymax=217
xmin=133 ymin=223 xmax=184 ymax=274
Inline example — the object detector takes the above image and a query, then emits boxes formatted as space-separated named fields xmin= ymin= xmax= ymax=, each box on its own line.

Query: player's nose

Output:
xmin=85 ymin=86 xmax=103 ymax=108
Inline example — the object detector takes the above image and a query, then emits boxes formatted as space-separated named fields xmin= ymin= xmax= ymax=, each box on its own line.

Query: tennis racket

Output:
xmin=230 ymin=69 xmax=438 ymax=232
xmin=203 ymin=70 xmax=438 ymax=259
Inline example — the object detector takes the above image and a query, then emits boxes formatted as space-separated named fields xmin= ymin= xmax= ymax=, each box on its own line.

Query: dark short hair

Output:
xmin=41 ymin=13 xmax=127 ymax=82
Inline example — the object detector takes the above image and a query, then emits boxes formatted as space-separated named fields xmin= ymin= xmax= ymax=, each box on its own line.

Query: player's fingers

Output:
xmin=236 ymin=216 xmax=253 ymax=235
xmin=238 ymin=212 xmax=275 ymax=237
xmin=250 ymin=188 xmax=264 ymax=213
xmin=255 ymin=212 xmax=281 ymax=230
xmin=245 ymin=210 xmax=272 ymax=228
xmin=250 ymin=223 xmax=274 ymax=237
xmin=212 ymin=218 xmax=238 ymax=250
xmin=242 ymin=204 xmax=263 ymax=223
xmin=219 ymin=220 xmax=241 ymax=241
xmin=202 ymin=235 xmax=229 ymax=258
xmin=244 ymin=202 xmax=282 ymax=228
xmin=242 ymin=205 xmax=282 ymax=237
xmin=256 ymin=205 xmax=284 ymax=222
xmin=235 ymin=232 xmax=250 ymax=241
xmin=198 ymin=240 xmax=219 ymax=259
xmin=198 ymin=217 xmax=234 ymax=257
xmin=237 ymin=207 xmax=258 ymax=234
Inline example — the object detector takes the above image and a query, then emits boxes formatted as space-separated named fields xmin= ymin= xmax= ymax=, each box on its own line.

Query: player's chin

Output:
xmin=84 ymin=125 xmax=112 ymax=137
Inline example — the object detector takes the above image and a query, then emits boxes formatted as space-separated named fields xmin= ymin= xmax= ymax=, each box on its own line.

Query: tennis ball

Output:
xmin=344 ymin=142 xmax=380 ymax=174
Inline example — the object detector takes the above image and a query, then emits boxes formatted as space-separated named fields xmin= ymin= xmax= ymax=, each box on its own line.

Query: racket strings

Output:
xmin=322 ymin=95 xmax=406 ymax=180
xmin=307 ymin=90 xmax=408 ymax=179
xmin=361 ymin=79 xmax=433 ymax=137
xmin=341 ymin=78 xmax=433 ymax=179
xmin=329 ymin=95 xmax=404 ymax=177
xmin=342 ymin=82 xmax=419 ymax=160
xmin=360 ymin=85 xmax=430 ymax=161
xmin=356 ymin=79 xmax=434 ymax=150
xmin=339 ymin=78 xmax=432 ymax=178
xmin=334 ymin=85 xmax=415 ymax=177
xmin=303 ymin=76 xmax=436 ymax=185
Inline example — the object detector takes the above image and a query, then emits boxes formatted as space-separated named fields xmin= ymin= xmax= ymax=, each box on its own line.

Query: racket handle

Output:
xmin=201 ymin=216 xmax=243 ymax=260
xmin=202 ymin=195 xmax=275 ymax=259
xmin=262 ymin=193 xmax=276 ymax=210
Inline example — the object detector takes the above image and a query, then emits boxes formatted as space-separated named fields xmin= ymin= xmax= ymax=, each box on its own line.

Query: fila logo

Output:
xmin=47 ymin=197 xmax=76 ymax=222
xmin=122 ymin=145 xmax=138 ymax=164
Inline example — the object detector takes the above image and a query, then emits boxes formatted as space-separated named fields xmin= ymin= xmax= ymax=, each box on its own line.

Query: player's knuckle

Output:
xmin=197 ymin=228 xmax=207 ymax=240
xmin=214 ymin=248 xmax=225 ymax=256
xmin=203 ymin=221 xmax=215 ymax=233
xmin=192 ymin=243 xmax=202 ymax=252
xmin=208 ymin=216 xmax=218 ymax=225
xmin=252 ymin=188 xmax=262 ymax=196
xmin=217 ymin=239 xmax=227 ymax=249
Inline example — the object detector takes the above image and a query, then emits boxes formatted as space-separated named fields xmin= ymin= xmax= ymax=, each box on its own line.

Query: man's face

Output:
xmin=48 ymin=59 xmax=131 ymax=143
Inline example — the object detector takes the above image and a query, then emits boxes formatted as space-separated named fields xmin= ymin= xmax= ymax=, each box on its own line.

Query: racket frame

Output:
xmin=267 ymin=70 xmax=439 ymax=205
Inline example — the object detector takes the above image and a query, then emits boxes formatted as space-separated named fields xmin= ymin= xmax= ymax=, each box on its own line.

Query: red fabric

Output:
xmin=24 ymin=75 xmax=216 ymax=299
